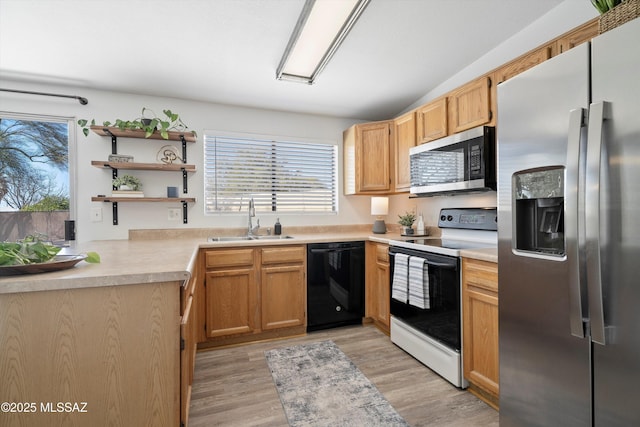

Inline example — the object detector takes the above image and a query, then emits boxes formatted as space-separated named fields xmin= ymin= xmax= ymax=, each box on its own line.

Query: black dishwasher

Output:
xmin=306 ymin=241 xmax=365 ymax=331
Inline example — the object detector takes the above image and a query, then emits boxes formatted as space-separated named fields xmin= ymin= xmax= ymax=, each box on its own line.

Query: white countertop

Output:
xmin=460 ymin=247 xmax=498 ymax=263
xmin=0 ymin=231 xmax=496 ymax=294
xmin=0 ymin=232 xmax=386 ymax=294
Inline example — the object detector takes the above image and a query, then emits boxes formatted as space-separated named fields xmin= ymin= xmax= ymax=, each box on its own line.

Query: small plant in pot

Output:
xmin=112 ymin=174 xmax=142 ymax=191
xmin=591 ymin=0 xmax=622 ymax=14
xmin=398 ymin=211 xmax=416 ymax=235
xmin=78 ymin=108 xmax=196 ymax=139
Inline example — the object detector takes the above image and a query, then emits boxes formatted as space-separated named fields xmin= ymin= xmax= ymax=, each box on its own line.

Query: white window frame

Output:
xmin=203 ymin=130 xmax=338 ymax=215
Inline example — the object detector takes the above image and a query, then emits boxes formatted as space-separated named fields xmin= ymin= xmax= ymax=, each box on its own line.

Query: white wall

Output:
xmin=0 ymin=82 xmax=369 ymax=242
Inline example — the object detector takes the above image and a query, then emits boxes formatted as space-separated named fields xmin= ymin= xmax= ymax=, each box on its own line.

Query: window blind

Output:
xmin=204 ymin=134 xmax=337 ymax=214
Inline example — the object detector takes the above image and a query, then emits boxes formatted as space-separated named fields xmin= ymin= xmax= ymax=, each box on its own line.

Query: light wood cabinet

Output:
xmin=448 ymin=76 xmax=493 ymax=134
xmin=393 ymin=111 xmax=416 ymax=191
xmin=555 ymin=18 xmax=598 ymax=56
xmin=365 ymin=241 xmax=390 ymax=334
xmin=495 ymin=45 xmax=553 ymax=84
xmin=343 ymin=120 xmax=394 ymax=195
xmin=202 ymin=245 xmax=306 ymax=347
xmin=260 ymin=246 xmax=306 ymax=330
xmin=181 ymin=294 xmax=195 ymax=426
xmin=462 ymin=257 xmax=499 ymax=409
xmin=181 ymin=254 xmax=200 ymax=427
xmin=205 ymin=248 xmax=257 ymax=338
xmin=0 ymin=281 xmax=182 ymax=427
xmin=416 ymin=96 xmax=448 ymax=143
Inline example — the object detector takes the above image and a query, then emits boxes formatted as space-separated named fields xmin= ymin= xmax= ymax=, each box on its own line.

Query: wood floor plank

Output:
xmin=189 ymin=325 xmax=498 ymax=426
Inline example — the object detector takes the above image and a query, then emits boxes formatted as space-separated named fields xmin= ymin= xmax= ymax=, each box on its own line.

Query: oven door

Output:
xmin=389 ymin=247 xmax=461 ymax=351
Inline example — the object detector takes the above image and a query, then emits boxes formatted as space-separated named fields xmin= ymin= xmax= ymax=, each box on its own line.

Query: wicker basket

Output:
xmin=599 ymin=0 xmax=640 ymax=33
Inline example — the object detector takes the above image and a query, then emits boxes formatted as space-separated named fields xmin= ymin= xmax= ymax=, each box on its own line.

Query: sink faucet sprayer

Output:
xmin=248 ymin=198 xmax=260 ymax=236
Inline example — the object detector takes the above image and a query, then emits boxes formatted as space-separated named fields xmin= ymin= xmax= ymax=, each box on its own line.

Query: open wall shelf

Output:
xmin=91 ymin=161 xmax=196 ymax=172
xmin=90 ymin=126 xmax=197 ymax=224
xmin=90 ymin=125 xmax=197 ymax=142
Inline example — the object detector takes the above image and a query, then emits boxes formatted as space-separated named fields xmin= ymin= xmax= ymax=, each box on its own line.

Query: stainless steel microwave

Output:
xmin=409 ymin=125 xmax=496 ymax=196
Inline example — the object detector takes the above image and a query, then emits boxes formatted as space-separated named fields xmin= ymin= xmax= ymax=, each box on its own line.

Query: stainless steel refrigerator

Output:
xmin=497 ymin=18 xmax=640 ymax=426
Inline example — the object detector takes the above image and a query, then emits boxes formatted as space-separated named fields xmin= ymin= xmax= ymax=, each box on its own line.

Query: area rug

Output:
xmin=265 ymin=340 xmax=409 ymax=427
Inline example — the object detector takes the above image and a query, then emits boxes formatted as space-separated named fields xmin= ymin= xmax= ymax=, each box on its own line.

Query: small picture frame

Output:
xmin=108 ymin=154 xmax=134 ymax=163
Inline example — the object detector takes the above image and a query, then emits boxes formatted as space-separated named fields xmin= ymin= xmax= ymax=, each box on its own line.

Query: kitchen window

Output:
xmin=204 ymin=132 xmax=337 ymax=214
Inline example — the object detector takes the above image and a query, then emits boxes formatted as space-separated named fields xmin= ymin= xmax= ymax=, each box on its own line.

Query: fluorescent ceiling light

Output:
xmin=277 ymin=0 xmax=370 ymax=84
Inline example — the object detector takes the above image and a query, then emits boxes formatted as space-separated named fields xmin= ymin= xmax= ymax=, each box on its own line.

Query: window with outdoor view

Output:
xmin=204 ymin=133 xmax=337 ymax=214
xmin=0 ymin=114 xmax=73 ymax=243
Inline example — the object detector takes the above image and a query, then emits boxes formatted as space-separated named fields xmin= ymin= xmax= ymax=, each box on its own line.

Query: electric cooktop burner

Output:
xmin=389 ymin=208 xmax=498 ymax=257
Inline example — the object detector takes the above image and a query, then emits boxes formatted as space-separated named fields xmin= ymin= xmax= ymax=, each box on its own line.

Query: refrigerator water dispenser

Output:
xmin=513 ymin=168 xmax=565 ymax=255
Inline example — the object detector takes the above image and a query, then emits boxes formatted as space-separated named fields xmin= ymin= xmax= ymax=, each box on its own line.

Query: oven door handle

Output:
xmin=389 ymin=251 xmax=458 ymax=270
xmin=423 ymin=260 xmax=457 ymax=269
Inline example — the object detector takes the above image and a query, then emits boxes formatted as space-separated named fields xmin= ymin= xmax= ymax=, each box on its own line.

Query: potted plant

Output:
xmin=112 ymin=174 xmax=142 ymax=191
xmin=591 ymin=0 xmax=622 ymax=14
xmin=398 ymin=211 xmax=416 ymax=235
xmin=593 ymin=0 xmax=639 ymax=33
xmin=78 ymin=108 xmax=196 ymax=139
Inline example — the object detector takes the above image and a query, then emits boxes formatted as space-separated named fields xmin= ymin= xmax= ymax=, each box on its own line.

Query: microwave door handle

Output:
xmin=566 ymin=108 xmax=587 ymax=338
xmin=585 ymin=101 xmax=610 ymax=346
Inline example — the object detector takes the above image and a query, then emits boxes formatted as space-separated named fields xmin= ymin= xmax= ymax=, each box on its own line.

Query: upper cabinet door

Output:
xmin=555 ymin=19 xmax=598 ymax=56
xmin=416 ymin=97 xmax=448 ymax=143
xmin=393 ymin=111 xmax=416 ymax=192
xmin=448 ymin=77 xmax=492 ymax=134
xmin=495 ymin=45 xmax=553 ymax=84
xmin=356 ymin=121 xmax=393 ymax=193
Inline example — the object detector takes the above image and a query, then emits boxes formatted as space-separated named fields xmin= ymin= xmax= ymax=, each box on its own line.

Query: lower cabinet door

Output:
xmin=261 ymin=264 xmax=305 ymax=330
xmin=462 ymin=258 xmax=499 ymax=407
xmin=180 ymin=294 xmax=195 ymax=426
xmin=374 ymin=260 xmax=390 ymax=328
xmin=205 ymin=268 xmax=257 ymax=337
xmin=464 ymin=287 xmax=499 ymax=393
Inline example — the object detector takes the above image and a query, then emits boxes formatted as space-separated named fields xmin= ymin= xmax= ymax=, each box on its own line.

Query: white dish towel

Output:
xmin=409 ymin=256 xmax=430 ymax=309
xmin=391 ymin=253 xmax=409 ymax=303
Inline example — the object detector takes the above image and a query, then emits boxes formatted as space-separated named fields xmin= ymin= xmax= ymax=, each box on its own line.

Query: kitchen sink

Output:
xmin=208 ymin=236 xmax=252 ymax=242
xmin=208 ymin=235 xmax=293 ymax=242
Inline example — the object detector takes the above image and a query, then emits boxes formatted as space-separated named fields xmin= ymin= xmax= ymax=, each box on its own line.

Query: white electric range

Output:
xmin=387 ymin=207 xmax=497 ymax=388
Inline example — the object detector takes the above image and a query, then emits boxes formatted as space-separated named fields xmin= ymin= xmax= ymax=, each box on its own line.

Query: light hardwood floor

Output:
xmin=189 ymin=325 xmax=498 ymax=426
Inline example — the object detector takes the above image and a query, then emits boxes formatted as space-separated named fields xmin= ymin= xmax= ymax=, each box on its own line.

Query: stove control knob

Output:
xmin=440 ymin=215 xmax=446 ymax=221
xmin=447 ymin=215 xmax=453 ymax=221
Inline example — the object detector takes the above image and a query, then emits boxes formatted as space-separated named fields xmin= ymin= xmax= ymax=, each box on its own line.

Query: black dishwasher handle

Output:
xmin=309 ymin=248 xmax=356 ymax=254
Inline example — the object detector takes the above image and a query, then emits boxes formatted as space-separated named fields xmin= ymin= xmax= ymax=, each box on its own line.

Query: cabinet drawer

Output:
xmin=375 ymin=244 xmax=389 ymax=263
xmin=463 ymin=258 xmax=498 ymax=293
xmin=261 ymin=246 xmax=305 ymax=265
xmin=205 ymin=249 xmax=254 ymax=269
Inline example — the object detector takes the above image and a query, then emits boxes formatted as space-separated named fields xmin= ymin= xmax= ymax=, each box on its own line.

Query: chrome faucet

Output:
xmin=247 ymin=198 xmax=260 ymax=236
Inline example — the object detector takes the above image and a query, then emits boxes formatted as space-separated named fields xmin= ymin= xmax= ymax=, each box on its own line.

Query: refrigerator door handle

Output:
xmin=585 ymin=101 xmax=611 ymax=345
xmin=566 ymin=108 xmax=587 ymax=338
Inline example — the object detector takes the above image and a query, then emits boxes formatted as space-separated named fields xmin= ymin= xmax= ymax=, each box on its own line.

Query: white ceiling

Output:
xmin=0 ymin=0 xmax=564 ymax=121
